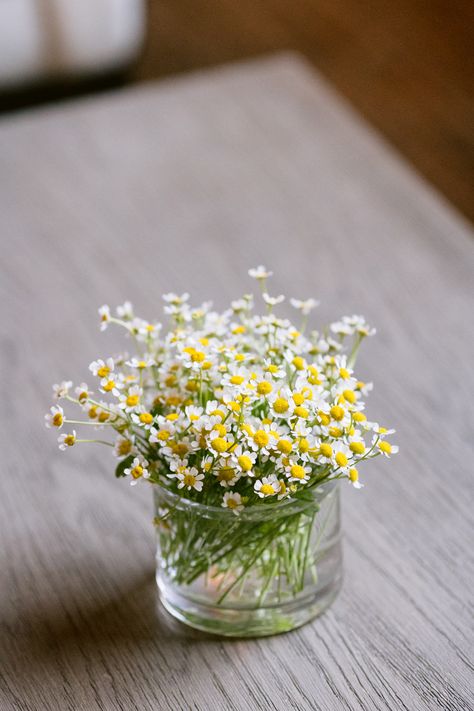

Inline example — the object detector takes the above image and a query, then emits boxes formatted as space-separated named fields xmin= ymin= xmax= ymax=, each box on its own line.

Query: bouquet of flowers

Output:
xmin=46 ymin=266 xmax=398 ymax=635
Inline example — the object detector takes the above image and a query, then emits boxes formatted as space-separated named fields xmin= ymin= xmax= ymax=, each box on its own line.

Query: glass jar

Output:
xmin=154 ymin=481 xmax=342 ymax=637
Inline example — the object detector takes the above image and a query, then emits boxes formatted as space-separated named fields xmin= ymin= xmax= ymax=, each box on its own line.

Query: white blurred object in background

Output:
xmin=0 ymin=0 xmax=146 ymax=88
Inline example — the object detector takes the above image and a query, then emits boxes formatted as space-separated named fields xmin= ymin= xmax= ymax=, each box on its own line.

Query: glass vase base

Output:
xmin=157 ymin=574 xmax=343 ymax=638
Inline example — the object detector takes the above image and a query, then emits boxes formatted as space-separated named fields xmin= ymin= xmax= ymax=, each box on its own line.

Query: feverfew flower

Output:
xmin=52 ymin=381 xmax=73 ymax=399
xmin=124 ymin=456 xmax=150 ymax=486
xmin=248 ymin=265 xmax=273 ymax=280
xmin=176 ymin=467 xmax=204 ymax=492
xmin=75 ymin=382 xmax=92 ymax=402
xmin=290 ymin=298 xmax=320 ymax=315
xmin=263 ymin=293 xmax=285 ymax=307
xmin=45 ymin=405 xmax=65 ymax=429
xmin=58 ymin=430 xmax=76 ymax=450
xmin=89 ymin=357 xmax=114 ymax=378
xmin=116 ymin=301 xmax=134 ymax=320
xmin=98 ymin=305 xmax=111 ymax=331
xmin=222 ymin=491 xmax=244 ymax=515
xmin=254 ymin=475 xmax=280 ymax=498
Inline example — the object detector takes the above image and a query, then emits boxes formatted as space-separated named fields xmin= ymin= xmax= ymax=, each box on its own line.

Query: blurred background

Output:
xmin=0 ymin=0 xmax=472 ymax=222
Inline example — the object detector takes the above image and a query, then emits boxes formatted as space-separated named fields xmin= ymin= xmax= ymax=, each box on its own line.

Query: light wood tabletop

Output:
xmin=1 ymin=54 xmax=473 ymax=711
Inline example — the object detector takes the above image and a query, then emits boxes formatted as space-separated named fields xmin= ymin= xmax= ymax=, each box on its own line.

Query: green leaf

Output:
xmin=115 ymin=455 xmax=133 ymax=478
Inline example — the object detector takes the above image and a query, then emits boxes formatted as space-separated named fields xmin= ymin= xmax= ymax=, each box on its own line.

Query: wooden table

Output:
xmin=1 ymin=54 xmax=473 ymax=711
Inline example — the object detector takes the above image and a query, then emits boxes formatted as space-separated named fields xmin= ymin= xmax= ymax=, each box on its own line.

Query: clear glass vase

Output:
xmin=154 ymin=481 xmax=342 ymax=637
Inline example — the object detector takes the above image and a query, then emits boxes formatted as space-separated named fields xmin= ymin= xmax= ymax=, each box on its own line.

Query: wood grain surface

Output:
xmin=0 ymin=54 xmax=473 ymax=711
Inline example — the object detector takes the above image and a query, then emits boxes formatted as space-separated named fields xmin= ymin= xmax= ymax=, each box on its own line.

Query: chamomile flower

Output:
xmin=263 ymin=293 xmax=285 ymax=307
xmin=232 ymin=445 xmax=257 ymax=475
xmin=222 ymin=491 xmax=244 ymax=514
xmin=176 ymin=467 xmax=204 ymax=491
xmin=248 ymin=265 xmax=273 ymax=280
xmin=98 ymin=305 xmax=111 ymax=330
xmin=116 ymin=301 xmax=133 ymax=320
xmin=214 ymin=464 xmax=240 ymax=487
xmin=376 ymin=438 xmax=399 ymax=458
xmin=285 ymin=462 xmax=311 ymax=483
xmin=45 ymin=405 xmax=65 ymax=429
xmin=118 ymin=385 xmax=142 ymax=412
xmin=58 ymin=430 xmax=76 ymax=450
xmin=100 ymin=375 xmax=122 ymax=396
xmin=52 ymin=381 xmax=73 ymax=399
xmin=126 ymin=357 xmax=155 ymax=369
xmin=124 ymin=456 xmax=150 ymax=486
xmin=348 ymin=467 xmax=364 ymax=489
xmin=89 ymin=357 xmax=115 ymax=379
xmin=113 ymin=435 xmax=136 ymax=458
xmin=75 ymin=383 xmax=92 ymax=403
xmin=131 ymin=410 xmax=156 ymax=430
xmin=254 ymin=475 xmax=280 ymax=498
xmin=290 ymin=298 xmax=319 ymax=315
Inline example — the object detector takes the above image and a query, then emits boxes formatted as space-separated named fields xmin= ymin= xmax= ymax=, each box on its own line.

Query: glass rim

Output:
xmin=152 ymin=478 xmax=338 ymax=519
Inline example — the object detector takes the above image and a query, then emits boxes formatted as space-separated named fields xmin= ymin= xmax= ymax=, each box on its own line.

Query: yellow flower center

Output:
xmin=98 ymin=412 xmax=109 ymax=423
xmin=230 ymin=375 xmax=245 ymax=385
xmin=293 ymin=393 xmax=305 ymax=406
xmin=139 ymin=413 xmax=153 ymax=424
xmin=352 ymin=412 xmax=366 ymax=423
xmin=274 ymin=398 xmax=289 ymax=414
xmin=118 ymin=440 xmax=132 ymax=456
xmin=329 ymin=427 xmax=342 ymax=438
xmin=290 ymin=465 xmax=306 ymax=479
xmin=165 ymin=375 xmax=177 ymax=387
xmin=218 ymin=468 xmax=235 ymax=482
xmin=52 ymin=413 xmax=63 ymax=427
xmin=330 ymin=405 xmax=345 ymax=421
xmin=343 ymin=389 xmax=356 ymax=404
xmin=257 ymin=381 xmax=273 ymax=395
xmin=378 ymin=441 xmax=392 ymax=454
xmin=277 ymin=439 xmax=293 ymax=455
xmin=201 ymin=361 xmax=212 ymax=370
xmin=157 ymin=430 xmax=171 ymax=441
xmin=238 ymin=455 xmax=253 ymax=471
xmin=214 ymin=423 xmax=227 ymax=437
xmin=191 ymin=350 xmax=205 ymax=363
xmin=211 ymin=437 xmax=229 ymax=453
xmin=318 ymin=411 xmax=330 ymax=426
xmin=210 ymin=409 xmax=226 ymax=420
xmin=294 ymin=406 xmax=309 ymax=418
xmin=267 ymin=364 xmax=279 ymax=373
xmin=78 ymin=391 xmax=88 ymax=402
xmin=320 ymin=443 xmax=333 ymax=458
xmin=349 ymin=468 xmax=359 ymax=482
xmin=97 ymin=366 xmax=110 ymax=378
xmin=199 ymin=338 xmax=209 ymax=346
xmin=64 ymin=435 xmax=75 ymax=446
xmin=349 ymin=441 xmax=365 ymax=455
xmin=131 ymin=465 xmax=143 ymax=479
xmin=335 ymin=452 xmax=348 ymax=467
xmin=166 ymin=413 xmax=179 ymax=421
xmin=137 ymin=360 xmax=147 ymax=369
xmin=88 ymin=406 xmax=98 ymax=419
xmin=126 ymin=394 xmax=140 ymax=407
xmin=339 ymin=367 xmax=350 ymax=380
xmin=299 ymin=438 xmax=310 ymax=453
xmin=226 ymin=497 xmax=238 ymax=509
xmin=260 ymin=483 xmax=275 ymax=496
xmin=253 ymin=430 xmax=269 ymax=447
xmin=174 ymin=443 xmax=189 ymax=457
xmin=292 ymin=357 xmax=305 ymax=370
xmin=183 ymin=473 xmax=196 ymax=487
xmin=232 ymin=325 xmax=246 ymax=334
